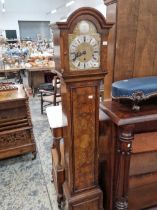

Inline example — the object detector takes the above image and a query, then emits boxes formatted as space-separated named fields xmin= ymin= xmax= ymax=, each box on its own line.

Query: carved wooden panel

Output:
xmin=72 ymin=85 xmax=97 ymax=192
xmin=0 ymin=85 xmax=36 ymax=159
xmin=0 ymin=129 xmax=32 ymax=150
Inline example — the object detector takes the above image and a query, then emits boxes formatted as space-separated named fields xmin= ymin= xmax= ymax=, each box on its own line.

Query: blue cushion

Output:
xmin=112 ymin=76 xmax=157 ymax=98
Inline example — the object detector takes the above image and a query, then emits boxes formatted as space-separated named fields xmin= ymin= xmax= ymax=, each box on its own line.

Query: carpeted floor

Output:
xmin=0 ymin=77 xmax=157 ymax=210
xmin=0 ymin=95 xmax=59 ymax=210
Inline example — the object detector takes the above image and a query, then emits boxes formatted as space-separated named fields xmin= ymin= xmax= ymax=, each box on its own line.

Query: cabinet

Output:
xmin=100 ymin=100 xmax=157 ymax=210
xmin=0 ymin=85 xmax=36 ymax=159
xmin=104 ymin=0 xmax=157 ymax=97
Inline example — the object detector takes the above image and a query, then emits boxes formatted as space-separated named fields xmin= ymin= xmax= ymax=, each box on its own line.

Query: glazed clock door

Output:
xmin=69 ymin=20 xmax=101 ymax=71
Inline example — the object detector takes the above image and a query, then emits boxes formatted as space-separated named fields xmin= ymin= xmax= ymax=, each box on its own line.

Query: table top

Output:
xmin=46 ymin=105 xmax=68 ymax=128
xmin=25 ymin=66 xmax=54 ymax=72
xmin=0 ymin=68 xmax=21 ymax=73
xmin=100 ymin=99 xmax=157 ymax=126
xmin=46 ymin=105 xmax=109 ymax=129
xmin=0 ymin=84 xmax=26 ymax=103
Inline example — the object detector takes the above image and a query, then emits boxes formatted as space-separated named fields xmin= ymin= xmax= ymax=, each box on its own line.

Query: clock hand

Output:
xmin=77 ymin=50 xmax=86 ymax=58
xmin=72 ymin=52 xmax=81 ymax=61
xmin=72 ymin=52 xmax=79 ymax=61
xmin=82 ymin=50 xmax=86 ymax=55
xmin=72 ymin=50 xmax=87 ymax=61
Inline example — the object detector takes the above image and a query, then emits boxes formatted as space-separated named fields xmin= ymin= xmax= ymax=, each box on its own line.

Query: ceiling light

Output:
xmin=66 ymin=1 xmax=75 ymax=7
xmin=51 ymin=9 xmax=57 ymax=14
xmin=1 ymin=0 xmax=5 ymax=3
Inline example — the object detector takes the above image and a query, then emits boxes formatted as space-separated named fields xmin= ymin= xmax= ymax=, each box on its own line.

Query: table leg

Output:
xmin=114 ymin=127 xmax=134 ymax=210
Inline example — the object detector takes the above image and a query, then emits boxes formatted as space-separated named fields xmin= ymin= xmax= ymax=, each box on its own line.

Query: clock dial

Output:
xmin=69 ymin=34 xmax=100 ymax=71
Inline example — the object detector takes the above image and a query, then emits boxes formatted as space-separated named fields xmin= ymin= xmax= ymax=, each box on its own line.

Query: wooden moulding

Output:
xmin=103 ymin=0 xmax=117 ymax=6
xmin=128 ymin=181 xmax=157 ymax=210
xmin=132 ymin=132 xmax=157 ymax=153
xmin=130 ymin=171 xmax=157 ymax=190
xmin=130 ymin=151 xmax=157 ymax=176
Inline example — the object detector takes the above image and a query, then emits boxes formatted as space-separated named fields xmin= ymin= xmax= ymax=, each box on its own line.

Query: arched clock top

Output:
xmin=51 ymin=7 xmax=113 ymax=75
xmin=52 ymin=7 xmax=113 ymax=32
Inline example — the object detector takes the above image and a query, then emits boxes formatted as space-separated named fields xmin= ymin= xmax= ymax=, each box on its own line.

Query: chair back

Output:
xmin=53 ymin=76 xmax=61 ymax=105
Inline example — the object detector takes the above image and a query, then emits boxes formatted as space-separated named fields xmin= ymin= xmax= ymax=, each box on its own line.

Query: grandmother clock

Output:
xmin=51 ymin=7 xmax=112 ymax=210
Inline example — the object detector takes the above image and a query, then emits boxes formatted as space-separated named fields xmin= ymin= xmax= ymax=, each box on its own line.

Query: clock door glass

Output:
xmin=69 ymin=21 xmax=101 ymax=71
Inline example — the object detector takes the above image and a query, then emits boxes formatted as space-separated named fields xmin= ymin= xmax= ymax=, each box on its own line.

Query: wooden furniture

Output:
xmin=102 ymin=1 xmax=157 ymax=209
xmin=0 ymin=84 xmax=36 ymax=159
xmin=100 ymin=100 xmax=157 ymax=210
xmin=39 ymin=76 xmax=61 ymax=114
xmin=46 ymin=105 xmax=110 ymax=209
xmin=51 ymin=7 xmax=113 ymax=210
xmin=0 ymin=68 xmax=21 ymax=73
xmin=104 ymin=0 xmax=157 ymax=97
xmin=0 ymin=68 xmax=21 ymax=82
xmin=22 ymin=67 xmax=54 ymax=95
xmin=46 ymin=105 xmax=67 ymax=208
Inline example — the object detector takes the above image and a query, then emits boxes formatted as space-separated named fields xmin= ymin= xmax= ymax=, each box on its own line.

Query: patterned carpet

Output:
xmin=0 ymin=78 xmax=157 ymax=210
xmin=0 ymin=96 xmax=59 ymax=210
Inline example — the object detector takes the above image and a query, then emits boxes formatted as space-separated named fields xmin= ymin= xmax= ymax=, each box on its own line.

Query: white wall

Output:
xmin=0 ymin=0 xmax=106 ymax=39
xmin=0 ymin=0 xmax=52 ymax=39
xmin=50 ymin=0 xmax=106 ymax=23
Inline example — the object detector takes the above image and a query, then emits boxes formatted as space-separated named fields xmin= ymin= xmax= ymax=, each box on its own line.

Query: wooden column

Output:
xmin=114 ymin=127 xmax=134 ymax=210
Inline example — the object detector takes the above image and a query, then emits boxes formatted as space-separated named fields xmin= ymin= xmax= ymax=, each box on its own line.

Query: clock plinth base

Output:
xmin=63 ymin=183 xmax=104 ymax=210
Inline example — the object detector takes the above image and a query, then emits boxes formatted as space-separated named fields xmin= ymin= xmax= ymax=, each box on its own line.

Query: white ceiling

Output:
xmin=51 ymin=0 xmax=106 ymax=22
xmin=1 ymin=0 xmax=106 ymax=22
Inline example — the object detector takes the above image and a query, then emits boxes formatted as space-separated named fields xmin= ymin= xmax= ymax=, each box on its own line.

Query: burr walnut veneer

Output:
xmin=0 ymin=85 xmax=36 ymax=159
xmin=46 ymin=105 xmax=110 ymax=209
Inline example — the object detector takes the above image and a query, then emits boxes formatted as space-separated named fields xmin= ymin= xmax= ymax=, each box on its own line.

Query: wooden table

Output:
xmin=0 ymin=68 xmax=21 ymax=73
xmin=0 ymin=68 xmax=21 ymax=81
xmin=46 ymin=105 xmax=67 ymax=208
xmin=0 ymin=84 xmax=36 ymax=159
xmin=100 ymin=100 xmax=157 ymax=210
xmin=22 ymin=67 xmax=54 ymax=95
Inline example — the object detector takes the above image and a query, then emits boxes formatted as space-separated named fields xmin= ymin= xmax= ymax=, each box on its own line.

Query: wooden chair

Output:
xmin=39 ymin=76 xmax=61 ymax=114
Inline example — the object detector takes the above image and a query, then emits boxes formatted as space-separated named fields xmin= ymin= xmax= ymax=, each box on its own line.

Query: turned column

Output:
xmin=114 ymin=127 xmax=134 ymax=210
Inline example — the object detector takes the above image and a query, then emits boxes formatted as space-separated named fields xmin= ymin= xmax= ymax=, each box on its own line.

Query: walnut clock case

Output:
xmin=51 ymin=7 xmax=112 ymax=210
